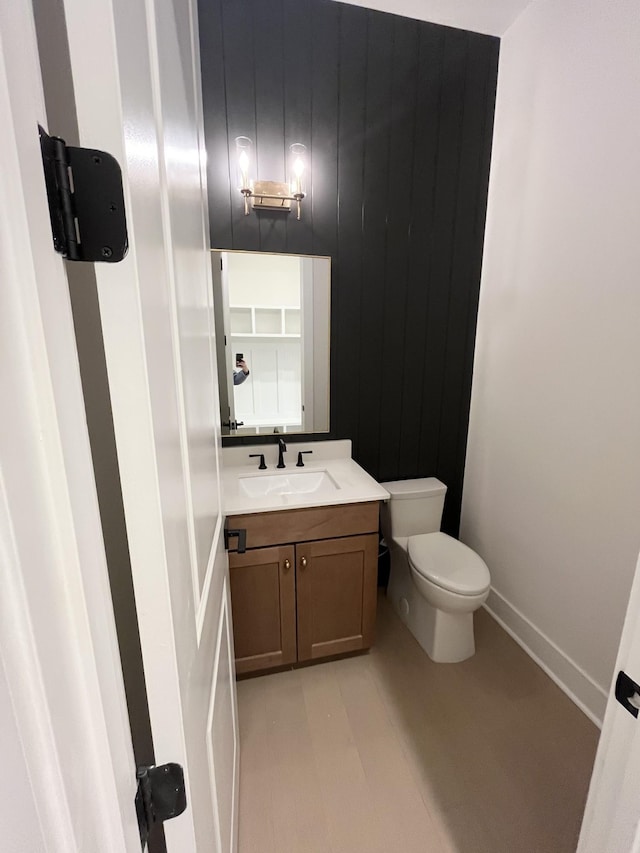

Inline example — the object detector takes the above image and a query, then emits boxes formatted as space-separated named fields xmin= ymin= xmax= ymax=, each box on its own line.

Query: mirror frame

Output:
xmin=211 ymin=249 xmax=333 ymax=446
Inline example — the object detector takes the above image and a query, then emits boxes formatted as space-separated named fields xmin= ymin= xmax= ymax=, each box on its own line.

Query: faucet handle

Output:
xmin=296 ymin=451 xmax=313 ymax=467
xmin=249 ymin=453 xmax=267 ymax=470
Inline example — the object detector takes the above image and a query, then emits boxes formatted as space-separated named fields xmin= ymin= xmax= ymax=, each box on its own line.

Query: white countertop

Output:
xmin=221 ymin=439 xmax=390 ymax=515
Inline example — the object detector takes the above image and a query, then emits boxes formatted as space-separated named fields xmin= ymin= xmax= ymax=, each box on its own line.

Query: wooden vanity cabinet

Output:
xmin=296 ymin=534 xmax=378 ymax=662
xmin=227 ymin=502 xmax=380 ymax=674
xmin=228 ymin=545 xmax=297 ymax=675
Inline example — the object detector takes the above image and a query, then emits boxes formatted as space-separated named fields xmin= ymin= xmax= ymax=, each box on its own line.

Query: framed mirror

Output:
xmin=211 ymin=250 xmax=331 ymax=437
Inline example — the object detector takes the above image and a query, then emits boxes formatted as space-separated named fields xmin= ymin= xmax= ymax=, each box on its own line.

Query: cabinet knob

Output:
xmin=300 ymin=556 xmax=307 ymax=569
xmin=283 ymin=558 xmax=291 ymax=571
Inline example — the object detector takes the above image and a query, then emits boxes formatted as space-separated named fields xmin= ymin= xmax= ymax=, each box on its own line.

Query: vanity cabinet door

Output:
xmin=296 ymin=534 xmax=378 ymax=662
xmin=229 ymin=545 xmax=296 ymax=674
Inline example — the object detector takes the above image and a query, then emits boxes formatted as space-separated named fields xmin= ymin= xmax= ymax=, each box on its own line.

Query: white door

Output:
xmin=60 ymin=0 xmax=239 ymax=850
xmin=578 ymin=549 xmax=640 ymax=853
xmin=1 ymin=0 xmax=139 ymax=849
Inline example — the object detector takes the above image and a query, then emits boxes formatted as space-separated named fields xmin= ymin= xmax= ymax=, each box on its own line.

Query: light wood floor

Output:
xmin=236 ymin=594 xmax=599 ymax=853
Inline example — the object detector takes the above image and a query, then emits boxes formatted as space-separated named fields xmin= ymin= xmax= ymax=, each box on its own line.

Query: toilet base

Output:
xmin=416 ymin=606 xmax=475 ymax=663
xmin=387 ymin=544 xmax=478 ymax=663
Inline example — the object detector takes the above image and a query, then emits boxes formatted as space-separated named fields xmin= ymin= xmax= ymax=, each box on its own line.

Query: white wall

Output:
xmin=461 ymin=0 xmax=640 ymax=725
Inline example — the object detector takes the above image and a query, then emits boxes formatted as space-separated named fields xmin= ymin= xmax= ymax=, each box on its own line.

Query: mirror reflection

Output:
xmin=212 ymin=250 xmax=331 ymax=437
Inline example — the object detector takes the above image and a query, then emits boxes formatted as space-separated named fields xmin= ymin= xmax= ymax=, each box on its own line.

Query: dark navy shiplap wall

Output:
xmin=198 ymin=0 xmax=499 ymax=535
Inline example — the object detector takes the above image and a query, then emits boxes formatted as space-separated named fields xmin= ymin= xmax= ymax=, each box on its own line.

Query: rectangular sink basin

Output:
xmin=239 ymin=470 xmax=339 ymax=498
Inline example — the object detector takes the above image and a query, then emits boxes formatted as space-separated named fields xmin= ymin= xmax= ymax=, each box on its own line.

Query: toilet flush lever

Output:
xmin=615 ymin=671 xmax=640 ymax=718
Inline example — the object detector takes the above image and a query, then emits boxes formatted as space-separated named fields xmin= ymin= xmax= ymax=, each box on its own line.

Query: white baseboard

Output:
xmin=484 ymin=587 xmax=607 ymax=728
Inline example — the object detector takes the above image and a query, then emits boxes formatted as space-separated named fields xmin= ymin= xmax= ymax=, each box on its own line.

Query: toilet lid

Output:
xmin=407 ymin=533 xmax=490 ymax=596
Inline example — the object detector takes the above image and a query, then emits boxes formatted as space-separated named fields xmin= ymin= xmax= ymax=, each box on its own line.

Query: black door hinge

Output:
xmin=615 ymin=670 xmax=640 ymax=719
xmin=39 ymin=124 xmax=128 ymax=262
xmin=135 ymin=763 xmax=187 ymax=849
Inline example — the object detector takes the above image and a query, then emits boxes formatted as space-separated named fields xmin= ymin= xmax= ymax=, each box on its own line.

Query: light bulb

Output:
xmin=234 ymin=136 xmax=253 ymax=190
xmin=289 ymin=143 xmax=307 ymax=196
xmin=239 ymin=150 xmax=250 ymax=186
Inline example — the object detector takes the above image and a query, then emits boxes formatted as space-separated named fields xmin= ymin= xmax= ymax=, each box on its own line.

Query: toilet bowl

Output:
xmin=381 ymin=479 xmax=490 ymax=663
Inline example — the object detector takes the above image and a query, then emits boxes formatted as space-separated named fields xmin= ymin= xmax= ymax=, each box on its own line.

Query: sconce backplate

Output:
xmin=251 ymin=180 xmax=292 ymax=212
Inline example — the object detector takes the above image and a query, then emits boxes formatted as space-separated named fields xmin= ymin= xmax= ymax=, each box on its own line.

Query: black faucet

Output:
xmin=296 ymin=450 xmax=313 ymax=467
xmin=249 ymin=453 xmax=267 ymax=470
xmin=276 ymin=438 xmax=287 ymax=469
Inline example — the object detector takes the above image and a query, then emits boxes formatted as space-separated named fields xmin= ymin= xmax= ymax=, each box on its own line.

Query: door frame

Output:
xmin=0 ymin=0 xmax=139 ymax=848
xmin=30 ymin=0 xmax=163 ymax=824
xmin=578 ymin=550 xmax=640 ymax=852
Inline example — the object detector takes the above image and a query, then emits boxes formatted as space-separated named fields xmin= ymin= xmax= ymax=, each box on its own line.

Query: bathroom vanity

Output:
xmin=222 ymin=441 xmax=389 ymax=676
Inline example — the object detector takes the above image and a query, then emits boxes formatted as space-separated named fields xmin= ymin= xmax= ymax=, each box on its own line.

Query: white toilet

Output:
xmin=381 ymin=478 xmax=490 ymax=663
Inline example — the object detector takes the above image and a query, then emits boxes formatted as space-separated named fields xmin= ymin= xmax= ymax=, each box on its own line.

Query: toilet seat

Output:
xmin=407 ymin=532 xmax=490 ymax=596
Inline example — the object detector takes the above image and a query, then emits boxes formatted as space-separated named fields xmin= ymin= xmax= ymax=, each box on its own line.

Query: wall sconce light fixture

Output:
xmin=234 ymin=137 xmax=307 ymax=220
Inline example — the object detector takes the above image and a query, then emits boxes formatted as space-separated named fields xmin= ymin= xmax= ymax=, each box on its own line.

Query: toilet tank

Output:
xmin=380 ymin=478 xmax=447 ymax=540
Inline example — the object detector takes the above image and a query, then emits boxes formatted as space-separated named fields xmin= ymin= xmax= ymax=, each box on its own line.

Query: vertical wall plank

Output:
xmin=333 ymin=5 xmax=368 ymax=447
xmin=309 ymin=0 xmax=340 ymax=441
xmin=251 ymin=0 xmax=287 ymax=251
xmin=220 ymin=0 xmax=260 ymax=249
xmin=377 ymin=16 xmax=420 ymax=480
xmin=200 ymin=0 xmax=233 ymax=249
xmin=282 ymin=0 xmax=314 ymax=255
xmin=397 ymin=24 xmax=446 ymax=479
xmin=198 ymin=0 xmax=499 ymax=535
xmin=416 ymin=28 xmax=467 ymax=483
xmin=309 ymin=0 xmax=339 ymax=261
xmin=355 ymin=10 xmax=393 ymax=477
